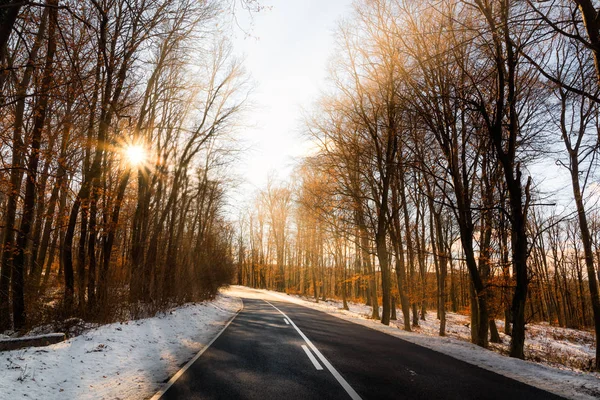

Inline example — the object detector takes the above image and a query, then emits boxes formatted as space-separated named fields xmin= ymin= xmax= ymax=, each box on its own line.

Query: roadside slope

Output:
xmin=0 ymin=293 xmax=241 ymax=400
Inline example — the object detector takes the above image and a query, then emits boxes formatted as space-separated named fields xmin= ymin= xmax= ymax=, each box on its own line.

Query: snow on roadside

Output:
xmin=0 ymin=293 xmax=241 ymax=400
xmin=235 ymin=286 xmax=600 ymax=400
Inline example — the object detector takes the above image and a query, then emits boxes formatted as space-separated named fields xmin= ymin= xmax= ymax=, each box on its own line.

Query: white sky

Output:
xmin=229 ymin=0 xmax=353 ymax=207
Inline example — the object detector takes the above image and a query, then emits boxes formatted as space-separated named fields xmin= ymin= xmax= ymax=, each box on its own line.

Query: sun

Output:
xmin=125 ymin=144 xmax=147 ymax=167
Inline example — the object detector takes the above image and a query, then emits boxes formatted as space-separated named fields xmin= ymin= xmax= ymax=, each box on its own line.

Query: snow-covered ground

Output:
xmin=226 ymin=286 xmax=600 ymax=400
xmin=0 ymin=293 xmax=241 ymax=400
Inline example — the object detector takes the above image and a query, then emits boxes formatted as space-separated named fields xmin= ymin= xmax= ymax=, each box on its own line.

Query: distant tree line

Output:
xmin=237 ymin=0 xmax=600 ymax=370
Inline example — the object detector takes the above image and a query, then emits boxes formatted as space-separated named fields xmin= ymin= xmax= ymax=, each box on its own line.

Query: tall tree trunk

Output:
xmin=28 ymin=123 xmax=58 ymax=280
xmin=34 ymin=121 xmax=70 ymax=290
xmin=574 ymin=1 xmax=600 ymax=86
xmin=86 ymin=187 xmax=99 ymax=310
xmin=390 ymin=181 xmax=411 ymax=331
xmin=569 ymin=155 xmax=600 ymax=370
xmin=11 ymin=0 xmax=58 ymax=329
xmin=0 ymin=6 xmax=49 ymax=331
xmin=0 ymin=1 xmax=23 ymax=74
xmin=99 ymin=170 xmax=131 ymax=306
xmin=398 ymin=161 xmax=418 ymax=327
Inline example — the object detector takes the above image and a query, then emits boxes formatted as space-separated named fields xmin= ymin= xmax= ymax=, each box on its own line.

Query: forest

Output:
xmin=0 ymin=0 xmax=257 ymax=334
xmin=6 ymin=0 xmax=600 ymax=398
xmin=235 ymin=0 xmax=600 ymax=371
xmin=2 ymin=0 xmax=600 ymax=378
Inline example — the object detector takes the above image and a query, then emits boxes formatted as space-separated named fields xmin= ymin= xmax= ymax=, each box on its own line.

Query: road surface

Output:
xmin=158 ymin=287 xmax=563 ymax=400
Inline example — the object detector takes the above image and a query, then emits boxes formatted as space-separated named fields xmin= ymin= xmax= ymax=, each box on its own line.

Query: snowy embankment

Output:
xmin=0 ymin=293 xmax=241 ymax=400
xmin=235 ymin=287 xmax=600 ymax=400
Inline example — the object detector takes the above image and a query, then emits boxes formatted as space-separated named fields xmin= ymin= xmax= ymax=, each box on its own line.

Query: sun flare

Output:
xmin=125 ymin=144 xmax=147 ymax=167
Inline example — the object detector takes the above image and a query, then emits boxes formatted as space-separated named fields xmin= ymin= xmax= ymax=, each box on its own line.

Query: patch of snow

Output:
xmin=0 ymin=293 xmax=241 ymax=400
xmin=226 ymin=286 xmax=600 ymax=400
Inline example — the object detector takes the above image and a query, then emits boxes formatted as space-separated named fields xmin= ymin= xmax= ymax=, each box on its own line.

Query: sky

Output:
xmin=225 ymin=0 xmax=591 ymax=217
xmin=228 ymin=0 xmax=353 ymax=207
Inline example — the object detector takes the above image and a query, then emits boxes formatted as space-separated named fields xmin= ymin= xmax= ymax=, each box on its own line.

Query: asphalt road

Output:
xmin=159 ymin=288 xmax=564 ymax=400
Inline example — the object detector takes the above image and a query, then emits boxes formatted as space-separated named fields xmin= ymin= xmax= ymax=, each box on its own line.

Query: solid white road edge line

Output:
xmin=302 ymin=344 xmax=324 ymax=370
xmin=284 ymin=318 xmax=290 ymax=325
xmin=264 ymin=300 xmax=362 ymax=400
xmin=150 ymin=299 xmax=244 ymax=400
